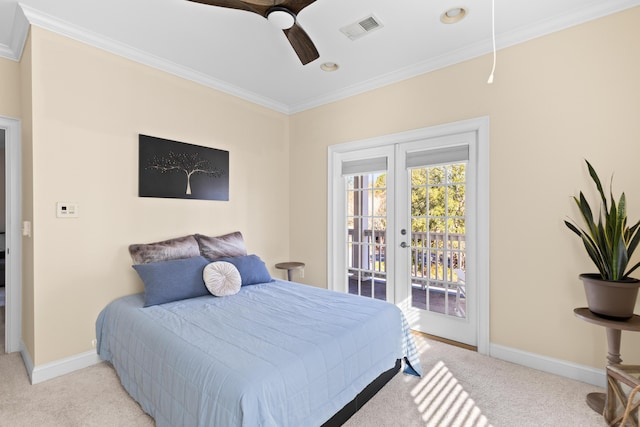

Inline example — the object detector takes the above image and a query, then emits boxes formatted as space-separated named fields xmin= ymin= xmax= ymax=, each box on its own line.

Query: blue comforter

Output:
xmin=96 ymin=280 xmax=421 ymax=427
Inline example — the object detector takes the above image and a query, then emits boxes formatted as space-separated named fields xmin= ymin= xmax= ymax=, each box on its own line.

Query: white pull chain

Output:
xmin=487 ymin=0 xmax=496 ymax=84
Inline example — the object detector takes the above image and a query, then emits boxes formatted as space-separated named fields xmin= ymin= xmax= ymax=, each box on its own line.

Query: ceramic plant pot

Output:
xmin=580 ymin=273 xmax=640 ymax=320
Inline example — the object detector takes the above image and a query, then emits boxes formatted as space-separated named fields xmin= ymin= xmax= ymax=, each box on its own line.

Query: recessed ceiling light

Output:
xmin=441 ymin=7 xmax=467 ymax=24
xmin=321 ymin=62 xmax=340 ymax=72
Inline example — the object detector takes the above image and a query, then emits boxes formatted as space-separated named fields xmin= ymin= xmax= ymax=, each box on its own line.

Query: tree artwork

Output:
xmin=138 ymin=135 xmax=229 ymax=201
xmin=147 ymin=151 xmax=223 ymax=195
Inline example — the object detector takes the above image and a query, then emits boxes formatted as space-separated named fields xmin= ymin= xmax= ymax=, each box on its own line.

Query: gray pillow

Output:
xmin=129 ymin=235 xmax=200 ymax=264
xmin=195 ymin=231 xmax=247 ymax=260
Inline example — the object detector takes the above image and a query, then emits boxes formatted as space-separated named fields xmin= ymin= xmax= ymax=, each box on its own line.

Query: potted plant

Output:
xmin=565 ymin=160 xmax=640 ymax=319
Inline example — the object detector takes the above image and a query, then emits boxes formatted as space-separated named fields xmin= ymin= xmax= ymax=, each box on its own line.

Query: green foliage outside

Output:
xmin=410 ymin=164 xmax=466 ymax=234
xmin=370 ymin=164 xmax=466 ymax=234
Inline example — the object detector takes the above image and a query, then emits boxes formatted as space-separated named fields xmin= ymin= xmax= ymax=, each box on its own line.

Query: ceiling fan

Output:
xmin=186 ymin=0 xmax=320 ymax=65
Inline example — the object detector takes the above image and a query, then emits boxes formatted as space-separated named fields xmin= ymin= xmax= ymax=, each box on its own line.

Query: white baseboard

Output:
xmin=19 ymin=342 xmax=34 ymax=383
xmin=490 ymin=343 xmax=606 ymax=388
xmin=20 ymin=341 xmax=102 ymax=384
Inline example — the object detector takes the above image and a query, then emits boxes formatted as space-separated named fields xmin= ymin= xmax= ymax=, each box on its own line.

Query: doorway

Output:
xmin=0 ymin=128 xmax=4 ymax=353
xmin=328 ymin=118 xmax=490 ymax=352
xmin=0 ymin=116 xmax=21 ymax=354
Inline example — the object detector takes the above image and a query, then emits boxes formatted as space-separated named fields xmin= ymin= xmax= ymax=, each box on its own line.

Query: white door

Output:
xmin=328 ymin=118 xmax=489 ymax=350
xmin=330 ymin=145 xmax=396 ymax=301
xmin=395 ymin=133 xmax=477 ymax=346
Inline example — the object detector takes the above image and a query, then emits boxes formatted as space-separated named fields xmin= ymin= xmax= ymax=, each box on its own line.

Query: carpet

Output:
xmin=344 ymin=335 xmax=606 ymax=426
xmin=0 ymin=327 xmax=607 ymax=426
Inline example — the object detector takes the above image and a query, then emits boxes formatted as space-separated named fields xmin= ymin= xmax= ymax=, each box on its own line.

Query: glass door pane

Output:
xmin=346 ymin=172 xmax=387 ymax=300
xmin=409 ymin=163 xmax=467 ymax=317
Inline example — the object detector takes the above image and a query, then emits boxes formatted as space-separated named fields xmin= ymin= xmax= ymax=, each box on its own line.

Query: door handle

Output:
xmin=400 ymin=242 xmax=408 ymax=248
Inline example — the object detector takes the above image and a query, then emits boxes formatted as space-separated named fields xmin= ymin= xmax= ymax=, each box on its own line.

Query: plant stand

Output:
xmin=574 ymin=308 xmax=640 ymax=415
xmin=605 ymin=364 xmax=640 ymax=426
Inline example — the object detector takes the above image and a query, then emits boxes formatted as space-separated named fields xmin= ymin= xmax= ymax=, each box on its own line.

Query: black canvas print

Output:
xmin=139 ymin=134 xmax=229 ymax=201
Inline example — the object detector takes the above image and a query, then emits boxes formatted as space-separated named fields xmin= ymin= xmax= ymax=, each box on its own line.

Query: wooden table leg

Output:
xmin=587 ymin=392 xmax=606 ymax=415
xmin=606 ymin=328 xmax=623 ymax=365
xmin=587 ymin=328 xmax=623 ymax=414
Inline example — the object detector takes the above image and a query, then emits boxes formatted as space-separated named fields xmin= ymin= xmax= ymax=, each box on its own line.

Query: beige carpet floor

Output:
xmin=0 ymin=308 xmax=607 ymax=426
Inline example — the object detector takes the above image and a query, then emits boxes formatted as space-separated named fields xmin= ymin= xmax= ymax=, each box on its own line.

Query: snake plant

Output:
xmin=564 ymin=160 xmax=640 ymax=281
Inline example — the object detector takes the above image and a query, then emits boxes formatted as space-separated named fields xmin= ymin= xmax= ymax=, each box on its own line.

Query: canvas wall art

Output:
xmin=139 ymin=134 xmax=229 ymax=201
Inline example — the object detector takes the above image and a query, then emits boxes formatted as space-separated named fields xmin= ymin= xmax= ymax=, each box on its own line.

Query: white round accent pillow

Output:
xmin=203 ymin=261 xmax=241 ymax=297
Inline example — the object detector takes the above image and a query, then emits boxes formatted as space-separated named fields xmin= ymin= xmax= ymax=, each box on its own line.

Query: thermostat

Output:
xmin=56 ymin=202 xmax=79 ymax=218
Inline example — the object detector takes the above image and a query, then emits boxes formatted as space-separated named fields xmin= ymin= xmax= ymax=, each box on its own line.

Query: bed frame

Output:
xmin=322 ymin=359 xmax=401 ymax=426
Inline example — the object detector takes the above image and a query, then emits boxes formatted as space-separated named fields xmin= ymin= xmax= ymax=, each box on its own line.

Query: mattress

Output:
xmin=96 ymin=279 xmax=421 ymax=426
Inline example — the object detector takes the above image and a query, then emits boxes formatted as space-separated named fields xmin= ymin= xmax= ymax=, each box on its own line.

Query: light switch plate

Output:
xmin=22 ymin=221 xmax=31 ymax=237
xmin=57 ymin=202 xmax=78 ymax=218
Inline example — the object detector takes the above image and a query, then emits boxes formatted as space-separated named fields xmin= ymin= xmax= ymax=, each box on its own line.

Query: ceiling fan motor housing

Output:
xmin=267 ymin=7 xmax=296 ymax=29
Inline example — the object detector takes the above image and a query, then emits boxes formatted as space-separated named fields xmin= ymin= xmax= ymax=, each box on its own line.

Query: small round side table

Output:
xmin=574 ymin=308 xmax=640 ymax=414
xmin=275 ymin=262 xmax=305 ymax=281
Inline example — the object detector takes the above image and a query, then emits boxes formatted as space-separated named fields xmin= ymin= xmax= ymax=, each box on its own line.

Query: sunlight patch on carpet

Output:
xmin=411 ymin=360 xmax=492 ymax=426
xmin=414 ymin=334 xmax=432 ymax=354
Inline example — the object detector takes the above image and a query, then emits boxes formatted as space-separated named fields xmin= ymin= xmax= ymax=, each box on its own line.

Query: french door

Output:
xmin=395 ymin=134 xmax=476 ymax=345
xmin=329 ymin=120 xmax=489 ymax=348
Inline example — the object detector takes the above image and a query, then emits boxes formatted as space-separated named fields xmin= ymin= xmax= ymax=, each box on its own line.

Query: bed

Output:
xmin=96 ymin=232 xmax=421 ymax=426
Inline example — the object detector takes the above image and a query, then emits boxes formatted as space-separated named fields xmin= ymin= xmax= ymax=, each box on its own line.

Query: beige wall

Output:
xmin=0 ymin=55 xmax=21 ymax=118
xmin=289 ymin=8 xmax=640 ymax=369
xmin=25 ymin=27 xmax=290 ymax=365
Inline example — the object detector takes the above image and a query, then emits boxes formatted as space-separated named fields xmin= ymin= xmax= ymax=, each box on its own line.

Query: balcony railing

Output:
xmin=347 ymin=228 xmax=467 ymax=316
xmin=347 ymin=229 xmax=465 ymax=285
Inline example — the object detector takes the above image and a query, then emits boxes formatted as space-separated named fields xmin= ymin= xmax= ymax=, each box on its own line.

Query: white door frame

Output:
xmin=328 ymin=117 xmax=490 ymax=354
xmin=1 ymin=115 xmax=22 ymax=354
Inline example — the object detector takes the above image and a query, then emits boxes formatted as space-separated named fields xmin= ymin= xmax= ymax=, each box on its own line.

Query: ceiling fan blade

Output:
xmin=280 ymin=0 xmax=317 ymax=16
xmin=186 ymin=0 xmax=258 ymax=14
xmin=284 ymin=23 xmax=319 ymax=65
xmin=187 ymin=0 xmax=320 ymax=64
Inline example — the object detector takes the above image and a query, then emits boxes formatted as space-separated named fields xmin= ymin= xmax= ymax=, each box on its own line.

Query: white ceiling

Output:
xmin=1 ymin=0 xmax=639 ymax=114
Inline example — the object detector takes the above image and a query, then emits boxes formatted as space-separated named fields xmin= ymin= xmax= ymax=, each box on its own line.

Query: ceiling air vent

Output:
xmin=340 ymin=15 xmax=384 ymax=41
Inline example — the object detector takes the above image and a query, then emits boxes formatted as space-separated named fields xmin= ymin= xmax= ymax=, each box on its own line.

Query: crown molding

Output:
xmin=0 ymin=5 xmax=29 ymax=61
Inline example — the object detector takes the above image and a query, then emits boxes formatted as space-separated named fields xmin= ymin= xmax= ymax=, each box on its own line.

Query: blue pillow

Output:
xmin=215 ymin=254 xmax=273 ymax=286
xmin=133 ymin=256 xmax=210 ymax=307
